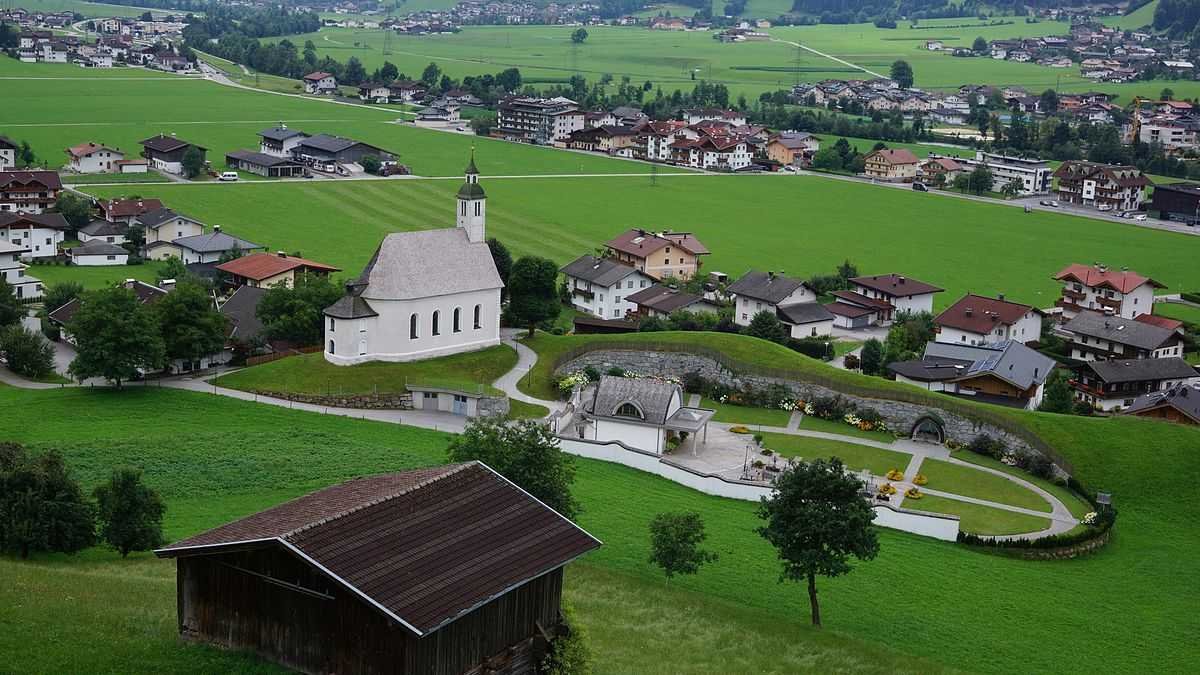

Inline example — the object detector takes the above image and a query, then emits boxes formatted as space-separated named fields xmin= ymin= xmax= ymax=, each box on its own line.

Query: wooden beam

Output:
xmin=217 ymin=561 xmax=335 ymax=601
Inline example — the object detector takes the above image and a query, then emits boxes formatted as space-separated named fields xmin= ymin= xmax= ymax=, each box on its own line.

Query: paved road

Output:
xmin=772 ymin=38 xmax=886 ymax=79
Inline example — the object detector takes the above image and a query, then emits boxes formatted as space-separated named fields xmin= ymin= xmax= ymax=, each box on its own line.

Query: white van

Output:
xmin=218 ymin=171 xmax=240 ymax=182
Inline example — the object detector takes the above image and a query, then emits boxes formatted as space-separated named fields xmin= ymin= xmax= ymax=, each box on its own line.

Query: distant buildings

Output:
xmin=1071 ymin=358 xmax=1200 ymax=411
xmin=302 ymin=71 xmax=338 ymax=95
xmin=139 ymin=134 xmax=207 ymax=176
xmin=0 ymin=170 xmax=61 ymax=214
xmin=1052 ymin=263 xmax=1162 ymax=321
xmin=495 ymin=96 xmax=582 ymax=145
xmin=727 ymin=270 xmax=833 ymax=338
xmin=1052 ymin=161 xmax=1150 ymax=212
xmin=934 ymin=293 xmax=1042 ymax=346
xmin=863 ymin=148 xmax=919 ymax=182
xmin=933 ymin=151 xmax=1052 ymax=195
xmin=604 ymin=229 xmax=709 ymax=281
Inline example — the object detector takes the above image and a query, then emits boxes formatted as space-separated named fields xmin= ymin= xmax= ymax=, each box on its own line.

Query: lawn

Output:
xmin=1155 ymin=301 xmax=1200 ymax=325
xmin=799 ymin=413 xmax=896 ymax=443
xmin=950 ymin=450 xmax=1093 ymax=520
xmin=212 ymin=345 xmax=518 ymax=396
xmin=699 ymin=396 xmax=791 ymax=427
xmin=761 ymin=431 xmax=911 ymax=475
xmin=507 ymin=399 xmax=550 ymax=419
xmin=61 ymin=172 xmax=167 ymax=185
xmin=81 ymin=174 xmax=1200 ymax=318
xmin=28 ymin=260 xmax=165 ymax=291
xmin=0 ymin=381 xmax=1199 ymax=673
xmin=902 ymin=493 xmax=1052 ymax=536
xmin=919 ymin=457 xmax=1052 ymax=513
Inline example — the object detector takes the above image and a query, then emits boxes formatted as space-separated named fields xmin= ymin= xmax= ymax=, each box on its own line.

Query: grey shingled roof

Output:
xmin=257 ymin=126 xmax=308 ymax=142
xmin=1064 ymin=311 xmax=1177 ymax=351
xmin=79 ymin=219 xmax=127 ymax=237
xmin=1125 ymin=383 xmax=1200 ymax=423
xmin=353 ymin=229 xmax=503 ymax=301
xmin=587 ymin=375 xmax=679 ymax=425
xmin=135 ymin=207 xmax=203 ymax=230
xmin=625 ymin=284 xmax=711 ymax=314
xmin=776 ymin=302 xmax=834 ymax=325
xmin=727 ymin=270 xmax=810 ymax=305
xmin=157 ymin=231 xmax=262 ymax=254
xmin=561 ymin=255 xmax=640 ymax=287
xmin=924 ymin=340 xmax=1055 ymax=390
xmin=219 ymin=285 xmax=267 ymax=343
xmin=296 ymin=134 xmax=365 ymax=153
xmin=1084 ymin=357 xmax=1198 ymax=384
xmin=324 ymin=294 xmax=379 ymax=319
xmin=226 ymin=149 xmax=302 ymax=168
xmin=70 ymin=240 xmax=127 ymax=256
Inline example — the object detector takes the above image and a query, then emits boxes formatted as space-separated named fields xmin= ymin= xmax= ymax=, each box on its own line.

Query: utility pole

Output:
xmin=650 ymin=162 xmax=658 ymax=187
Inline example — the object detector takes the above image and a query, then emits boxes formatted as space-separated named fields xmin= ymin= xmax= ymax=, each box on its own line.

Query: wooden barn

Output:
xmin=155 ymin=462 xmax=601 ymax=674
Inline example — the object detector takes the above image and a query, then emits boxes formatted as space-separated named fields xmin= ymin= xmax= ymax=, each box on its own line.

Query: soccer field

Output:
xmin=84 ymin=173 xmax=1200 ymax=308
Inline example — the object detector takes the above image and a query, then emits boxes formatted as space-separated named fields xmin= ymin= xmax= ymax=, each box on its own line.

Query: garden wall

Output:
xmin=239 ymin=389 xmax=510 ymax=416
xmin=556 ymin=436 xmax=960 ymax=542
xmin=556 ymin=350 xmax=1061 ymax=473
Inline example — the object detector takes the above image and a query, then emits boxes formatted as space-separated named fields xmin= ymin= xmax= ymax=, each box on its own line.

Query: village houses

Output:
xmin=934 ymin=293 xmax=1042 ymax=346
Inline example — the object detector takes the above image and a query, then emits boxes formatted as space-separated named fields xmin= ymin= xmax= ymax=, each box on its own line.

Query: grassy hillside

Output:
xmin=0 ymin=371 xmax=1196 ymax=672
xmin=87 ymin=173 xmax=1200 ymax=310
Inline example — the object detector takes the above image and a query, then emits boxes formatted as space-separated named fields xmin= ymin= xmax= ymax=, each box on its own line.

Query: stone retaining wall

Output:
xmin=557 ymin=350 xmax=1057 ymax=472
xmin=972 ymin=527 xmax=1111 ymax=560
xmin=246 ymin=389 xmax=510 ymax=417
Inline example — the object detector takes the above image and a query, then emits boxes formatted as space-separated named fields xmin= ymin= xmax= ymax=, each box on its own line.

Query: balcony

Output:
xmin=1096 ymin=295 xmax=1122 ymax=309
xmin=1061 ymin=288 xmax=1086 ymax=301
xmin=572 ymin=287 xmax=595 ymax=300
xmin=1055 ymin=298 xmax=1085 ymax=312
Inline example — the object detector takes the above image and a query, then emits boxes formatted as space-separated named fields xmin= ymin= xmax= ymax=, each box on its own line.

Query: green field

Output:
xmin=761 ymin=431 xmax=911 ymax=475
xmin=1 ymin=373 xmax=1198 ymax=673
xmin=919 ymin=457 xmax=1051 ymax=512
xmin=28 ymin=260 xmax=164 ymax=290
xmin=1102 ymin=1 xmax=1159 ymax=30
xmin=1155 ymin=301 xmax=1200 ymax=325
xmin=950 ymin=450 xmax=1093 ymax=520
xmin=699 ymin=396 xmax=792 ymax=426
xmin=15 ymin=0 xmax=175 ymax=18
xmin=82 ymin=174 xmax=1200 ymax=312
xmin=212 ymin=345 xmax=516 ymax=396
xmin=799 ymin=413 xmax=897 ymax=442
xmin=902 ymin=493 xmax=1052 ymax=536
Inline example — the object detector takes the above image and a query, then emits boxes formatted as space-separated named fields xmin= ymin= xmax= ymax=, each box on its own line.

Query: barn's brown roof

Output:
xmin=935 ymin=293 xmax=1037 ymax=334
xmin=216 ymin=251 xmax=340 ymax=281
xmin=156 ymin=462 xmax=601 ymax=636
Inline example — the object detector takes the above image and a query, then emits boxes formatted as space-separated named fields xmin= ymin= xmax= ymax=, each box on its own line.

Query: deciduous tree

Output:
xmin=1038 ymin=370 xmax=1074 ymax=414
xmin=648 ymin=511 xmax=718 ymax=581
xmin=487 ymin=237 xmax=513 ymax=300
xmin=0 ymin=325 xmax=55 ymax=379
xmin=571 ymin=28 xmax=588 ymax=44
xmin=66 ymin=287 xmax=165 ymax=387
xmin=0 ymin=282 xmax=22 ymax=328
xmin=508 ymin=256 xmax=561 ymax=337
xmin=181 ymin=146 xmax=205 ymax=179
xmin=257 ymin=275 xmax=343 ymax=346
xmin=0 ymin=446 xmax=95 ymax=559
xmin=154 ymin=281 xmax=226 ymax=369
xmin=859 ymin=337 xmax=884 ymax=375
xmin=52 ymin=191 xmax=93 ymax=229
xmin=757 ymin=458 xmax=879 ymax=626
xmin=889 ymin=59 xmax=913 ymax=89
xmin=93 ymin=467 xmax=166 ymax=557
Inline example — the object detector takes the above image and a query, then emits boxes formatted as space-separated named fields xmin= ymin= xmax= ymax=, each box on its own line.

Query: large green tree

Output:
xmin=757 ymin=458 xmax=879 ymax=626
xmin=1038 ymin=369 xmax=1073 ymax=414
xmin=487 ymin=237 xmax=514 ymax=300
xmin=889 ymin=59 xmax=914 ymax=89
xmin=571 ymin=28 xmax=588 ymax=44
xmin=0 ymin=445 xmax=95 ymax=559
xmin=859 ymin=338 xmax=884 ymax=375
xmin=155 ymin=282 xmax=226 ymax=369
xmin=0 ymin=325 xmax=55 ymax=379
xmin=257 ymin=275 xmax=343 ymax=346
xmin=52 ymin=191 xmax=93 ymax=229
xmin=0 ymin=282 xmax=22 ymax=328
xmin=181 ymin=146 xmax=205 ymax=179
xmin=745 ymin=310 xmax=788 ymax=344
xmin=648 ymin=511 xmax=718 ymax=581
xmin=66 ymin=287 xmax=165 ymax=387
xmin=93 ymin=468 xmax=166 ymax=557
xmin=508 ymin=256 xmax=561 ymax=337
xmin=447 ymin=417 xmax=579 ymax=520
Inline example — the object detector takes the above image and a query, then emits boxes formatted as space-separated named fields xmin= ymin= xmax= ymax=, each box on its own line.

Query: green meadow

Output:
xmin=85 ymin=174 xmax=1200 ymax=307
xmin=0 ymin=367 xmax=1197 ymax=673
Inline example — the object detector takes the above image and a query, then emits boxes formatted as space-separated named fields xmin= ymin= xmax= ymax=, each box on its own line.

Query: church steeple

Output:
xmin=456 ymin=149 xmax=486 ymax=243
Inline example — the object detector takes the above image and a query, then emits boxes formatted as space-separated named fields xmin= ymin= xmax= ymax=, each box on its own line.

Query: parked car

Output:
xmin=218 ymin=171 xmax=239 ymax=182
xmin=912 ymin=182 xmax=928 ymax=192
xmin=1133 ymin=214 xmax=1147 ymax=221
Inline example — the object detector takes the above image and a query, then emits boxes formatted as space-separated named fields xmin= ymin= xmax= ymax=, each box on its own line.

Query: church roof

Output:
xmin=351 ymin=229 xmax=503 ymax=301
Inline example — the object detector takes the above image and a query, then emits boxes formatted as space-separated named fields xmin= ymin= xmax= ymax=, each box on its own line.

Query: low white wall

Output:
xmin=557 ymin=437 xmax=960 ymax=542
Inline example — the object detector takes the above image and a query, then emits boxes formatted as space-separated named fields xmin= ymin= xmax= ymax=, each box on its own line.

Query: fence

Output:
xmin=549 ymin=338 xmax=1074 ymax=474
xmin=245 ymin=345 xmax=322 ymax=367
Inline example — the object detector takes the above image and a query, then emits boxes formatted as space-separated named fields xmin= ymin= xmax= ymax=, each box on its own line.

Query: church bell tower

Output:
xmin=456 ymin=150 xmax=486 ymax=243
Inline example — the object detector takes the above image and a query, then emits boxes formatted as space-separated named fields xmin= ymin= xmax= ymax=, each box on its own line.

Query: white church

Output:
xmin=323 ymin=155 xmax=504 ymax=365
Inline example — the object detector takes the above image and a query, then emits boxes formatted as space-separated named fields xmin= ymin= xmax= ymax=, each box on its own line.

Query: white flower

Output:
xmin=1083 ymin=512 xmax=1098 ymax=525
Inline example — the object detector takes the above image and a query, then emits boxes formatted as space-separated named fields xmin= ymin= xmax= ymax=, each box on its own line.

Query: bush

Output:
xmin=583 ymin=366 xmax=601 ymax=382
xmin=541 ymin=605 xmax=592 ymax=675
xmin=843 ymin=353 xmax=860 ymax=370
xmin=606 ymin=366 xmax=626 ymax=377
xmin=967 ymin=434 xmax=1005 ymax=460
xmin=809 ymin=394 xmax=850 ymax=420
xmin=787 ymin=337 xmax=833 ymax=361
xmin=681 ymin=372 xmax=710 ymax=394
xmin=0 ymin=325 xmax=56 ymax=379
xmin=551 ymin=326 xmax=565 ymax=335
xmin=854 ymin=405 xmax=884 ymax=426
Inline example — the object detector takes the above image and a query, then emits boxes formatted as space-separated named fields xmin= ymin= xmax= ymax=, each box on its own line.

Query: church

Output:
xmin=323 ymin=156 xmax=504 ymax=365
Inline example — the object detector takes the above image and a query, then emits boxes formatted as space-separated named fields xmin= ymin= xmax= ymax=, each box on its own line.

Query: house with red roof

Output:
xmin=604 ymin=228 xmax=710 ymax=281
xmin=302 ymin=71 xmax=337 ymax=95
xmin=863 ymin=148 xmax=920 ymax=182
xmin=1052 ymin=263 xmax=1164 ymax=321
xmin=934 ymin=293 xmax=1042 ymax=346
xmin=64 ymin=142 xmax=126 ymax=174
xmin=1051 ymin=161 xmax=1150 ymax=212
xmin=216 ymin=251 xmax=341 ymax=290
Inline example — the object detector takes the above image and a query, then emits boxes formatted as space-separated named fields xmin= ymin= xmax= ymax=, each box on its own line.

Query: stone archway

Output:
xmin=910 ymin=415 xmax=945 ymax=444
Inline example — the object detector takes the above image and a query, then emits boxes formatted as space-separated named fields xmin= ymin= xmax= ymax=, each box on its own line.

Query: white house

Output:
xmin=78 ymin=219 xmax=128 ymax=245
xmin=1072 ymin=358 xmax=1200 ymax=411
xmin=561 ymin=255 xmax=656 ymax=320
xmin=358 ymin=82 xmax=392 ymax=103
xmin=1062 ymin=311 xmax=1185 ymax=361
xmin=934 ymin=294 xmax=1042 ymax=346
xmin=0 ymin=212 xmax=68 ymax=259
xmin=828 ymin=273 xmax=943 ymax=328
xmin=323 ymin=156 xmax=503 ymax=365
xmin=64 ymin=142 xmax=125 ymax=173
xmin=574 ymin=375 xmax=714 ymax=455
xmin=0 ymin=136 xmax=18 ymax=171
xmin=69 ymin=240 xmax=129 ymax=266
xmin=0 ymin=240 xmax=42 ymax=299
xmin=135 ymin=207 xmax=206 ymax=245
xmin=303 ymin=71 xmax=338 ymax=95
xmin=257 ymin=125 xmax=310 ymax=158
xmin=144 ymin=227 xmax=262 ymax=263
xmin=727 ymin=270 xmax=817 ymax=326
xmin=1052 ymin=263 xmax=1162 ymax=321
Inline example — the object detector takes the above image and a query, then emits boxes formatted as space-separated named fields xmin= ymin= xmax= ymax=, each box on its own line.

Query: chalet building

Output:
xmin=1061 ymin=311 xmax=1185 ymax=361
xmin=566 ymin=126 xmax=638 ymax=155
xmin=934 ymin=293 xmax=1042 ymax=346
xmin=625 ymin=284 xmax=720 ymax=319
xmin=888 ymin=340 xmax=1055 ymax=410
xmin=0 ymin=136 xmax=17 ymax=170
xmin=765 ymin=132 xmax=820 ymax=166
xmin=604 ymin=229 xmax=709 ymax=281
xmin=258 ymin=125 xmax=310 ymax=158
xmin=0 ymin=212 xmax=68 ymax=259
xmin=1124 ymin=382 xmax=1200 ymax=425
xmin=100 ymin=197 xmax=164 ymax=224
xmin=728 ymin=270 xmax=833 ymax=338
xmin=69 ymin=240 xmax=128 ymax=266
xmin=669 ymin=135 xmax=752 ymax=171
xmin=64 ymin=142 xmax=125 ymax=174
xmin=917 ymin=157 xmax=963 ymax=186
xmin=155 ymin=463 xmax=601 ymax=675
xmin=388 ymin=80 xmax=426 ymax=103
xmin=681 ymin=108 xmax=747 ymax=126
xmin=560 ymin=254 xmax=655 ymax=320
xmin=495 ymin=96 xmax=582 ymax=145
xmin=0 ymin=170 xmax=62 ymax=214
xmin=139 ymin=134 xmax=207 ymax=176
xmin=225 ymin=150 xmax=306 ymax=178
xmin=863 ymin=148 xmax=920 ymax=182
xmin=216 ymin=251 xmax=340 ymax=290
xmin=136 ymin=207 xmax=205 ymax=245
xmin=146 ymin=227 xmax=263 ymax=264
xmin=827 ymin=274 xmax=943 ymax=328
xmin=302 ymin=71 xmax=337 ymax=95
xmin=357 ymin=81 xmax=392 ymax=103
xmin=1071 ymin=357 xmax=1200 ymax=411
xmin=1052 ymin=263 xmax=1162 ymax=321
xmin=0 ymin=240 xmax=42 ymax=299
xmin=1052 ymin=161 xmax=1150 ymax=212
xmin=1148 ymin=181 xmax=1200 ymax=224
xmin=78 ymin=219 xmax=128 ymax=245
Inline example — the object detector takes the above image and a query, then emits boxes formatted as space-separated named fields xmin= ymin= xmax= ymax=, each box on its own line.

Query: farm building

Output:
xmin=155 ymin=462 xmax=600 ymax=675
xmin=225 ymin=150 xmax=306 ymax=178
